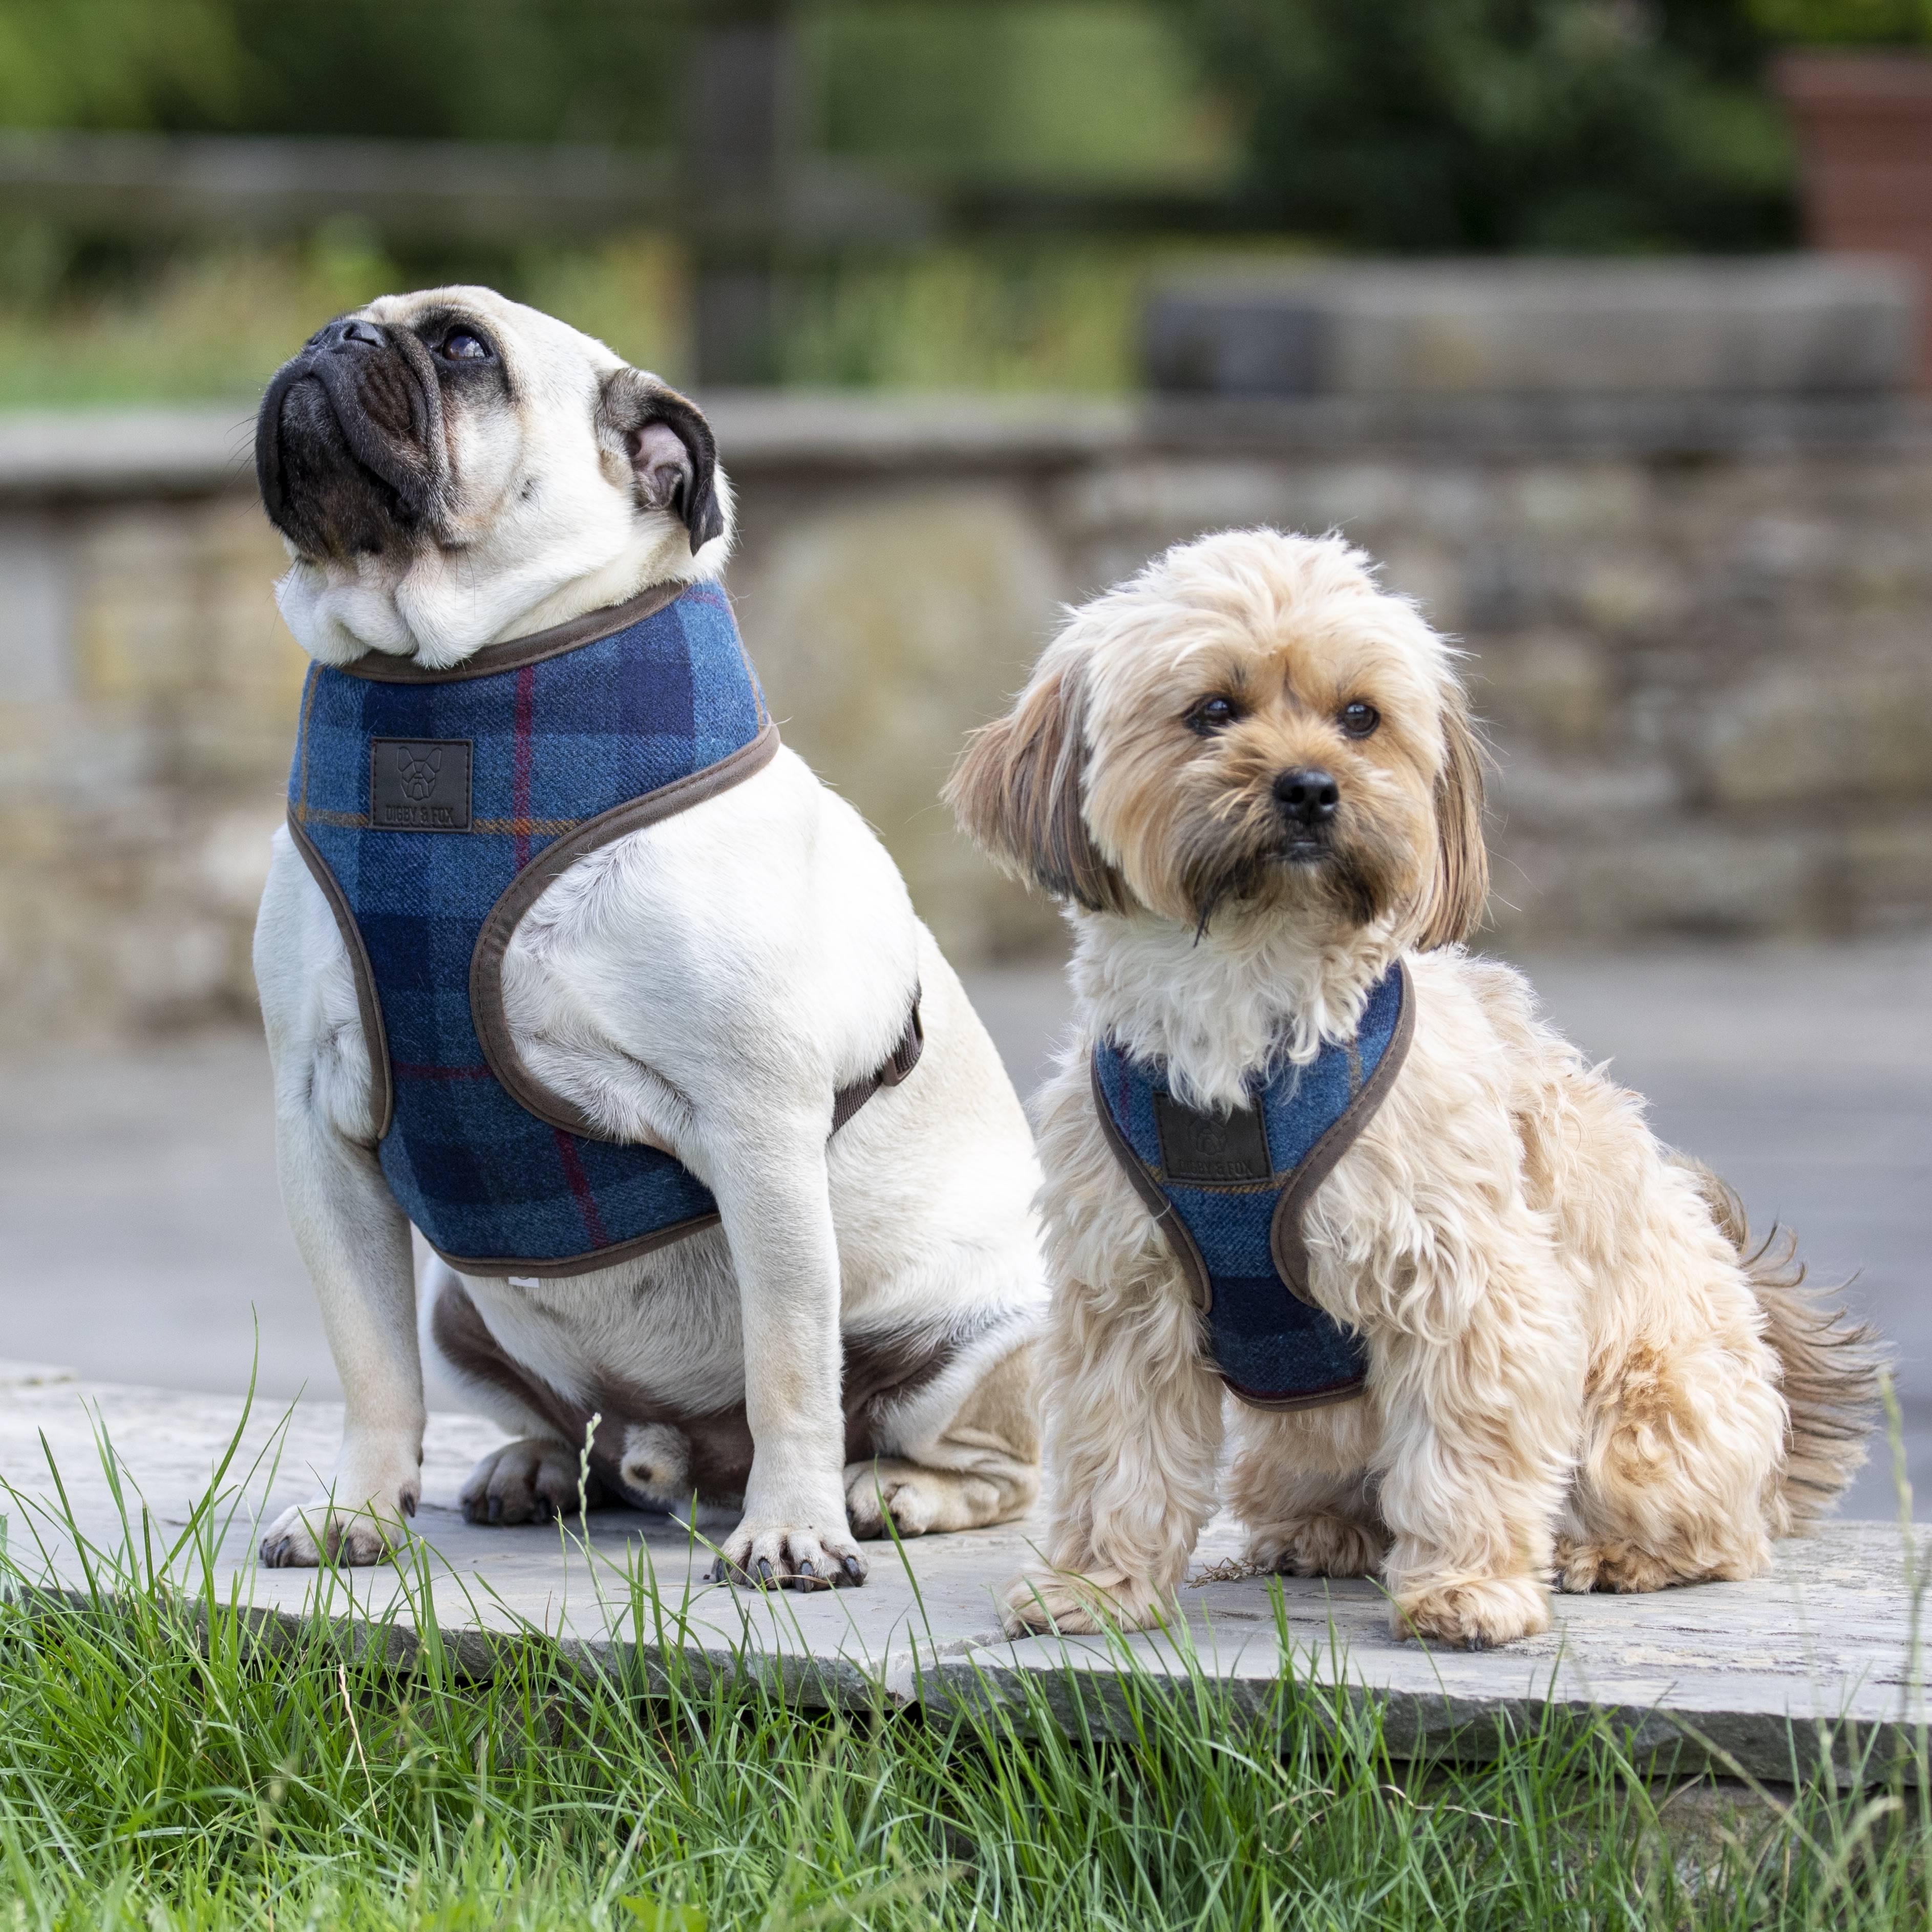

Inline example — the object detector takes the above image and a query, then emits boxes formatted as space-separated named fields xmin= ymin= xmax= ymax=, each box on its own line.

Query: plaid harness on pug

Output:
xmin=1091 ymin=963 xmax=1412 ymax=1409
xmin=286 ymin=580 xmax=921 ymax=1278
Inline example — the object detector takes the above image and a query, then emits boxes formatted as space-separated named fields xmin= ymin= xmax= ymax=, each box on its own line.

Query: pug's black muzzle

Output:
xmin=256 ymin=318 xmax=449 ymax=558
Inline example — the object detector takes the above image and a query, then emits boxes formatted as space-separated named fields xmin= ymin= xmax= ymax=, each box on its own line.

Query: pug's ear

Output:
xmin=945 ymin=656 xmax=1132 ymax=915
xmin=596 ymin=369 xmax=725 ymax=553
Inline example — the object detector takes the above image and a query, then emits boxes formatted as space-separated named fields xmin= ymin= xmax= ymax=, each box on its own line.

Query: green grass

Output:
xmin=0 ymin=1413 xmax=1928 ymax=1930
xmin=0 ymin=225 xmax=1328 ymax=410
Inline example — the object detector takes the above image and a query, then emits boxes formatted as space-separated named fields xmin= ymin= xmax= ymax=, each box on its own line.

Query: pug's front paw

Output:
xmin=260 ymin=1441 xmax=421 ymax=1567
xmin=707 ymin=1516 xmax=868 ymax=1592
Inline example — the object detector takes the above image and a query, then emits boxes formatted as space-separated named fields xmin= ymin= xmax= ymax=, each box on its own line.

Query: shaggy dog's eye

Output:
xmin=1339 ymin=700 xmax=1381 ymax=738
xmin=1187 ymin=695 xmax=1242 ymax=735
xmin=440 ymin=330 xmax=491 ymax=362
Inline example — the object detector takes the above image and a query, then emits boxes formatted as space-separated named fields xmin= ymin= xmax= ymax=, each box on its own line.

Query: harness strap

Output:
xmin=831 ymin=995 xmax=925 ymax=1134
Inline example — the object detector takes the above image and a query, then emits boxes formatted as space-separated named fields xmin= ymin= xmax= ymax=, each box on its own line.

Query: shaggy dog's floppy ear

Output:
xmin=597 ymin=368 xmax=725 ymax=553
xmin=946 ymin=661 xmax=1133 ymax=915
xmin=1413 ymin=688 xmax=1490 ymax=949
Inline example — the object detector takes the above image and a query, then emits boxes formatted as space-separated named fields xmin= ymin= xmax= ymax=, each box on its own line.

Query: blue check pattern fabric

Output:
xmin=287 ymin=584 xmax=768 ymax=1273
xmin=1091 ymin=966 xmax=1410 ymax=1408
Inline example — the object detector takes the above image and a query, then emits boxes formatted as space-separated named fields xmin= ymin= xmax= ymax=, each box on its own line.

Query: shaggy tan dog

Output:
xmin=947 ymin=527 xmax=1881 ymax=1650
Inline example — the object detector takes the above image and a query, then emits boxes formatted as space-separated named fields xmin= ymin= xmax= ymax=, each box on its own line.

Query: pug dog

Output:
xmin=250 ymin=287 xmax=1045 ymax=1587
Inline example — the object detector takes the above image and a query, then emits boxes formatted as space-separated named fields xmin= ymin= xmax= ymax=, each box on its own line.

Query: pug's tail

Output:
xmin=1675 ymin=1154 xmax=1889 ymax=1530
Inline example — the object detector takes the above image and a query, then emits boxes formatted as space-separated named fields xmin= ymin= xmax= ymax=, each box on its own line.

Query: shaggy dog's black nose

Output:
xmin=1274 ymin=767 xmax=1340 ymax=827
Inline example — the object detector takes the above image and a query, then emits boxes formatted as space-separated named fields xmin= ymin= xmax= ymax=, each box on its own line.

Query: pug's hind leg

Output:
xmin=845 ymin=1332 xmax=1041 ymax=1539
xmin=461 ymin=1437 xmax=608 ymax=1526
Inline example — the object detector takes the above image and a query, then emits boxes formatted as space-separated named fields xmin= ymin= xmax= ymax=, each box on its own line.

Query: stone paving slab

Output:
xmin=2 ymin=1374 xmax=1925 ymax=1786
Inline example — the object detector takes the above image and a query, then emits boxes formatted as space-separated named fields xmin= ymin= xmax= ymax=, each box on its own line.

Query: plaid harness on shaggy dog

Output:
xmin=1091 ymin=963 xmax=1413 ymax=1410
xmin=286 ymin=580 xmax=921 ymax=1279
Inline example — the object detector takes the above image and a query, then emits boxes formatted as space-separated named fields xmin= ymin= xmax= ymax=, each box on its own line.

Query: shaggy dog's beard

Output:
xmin=1171 ymin=794 xmax=1411 ymax=940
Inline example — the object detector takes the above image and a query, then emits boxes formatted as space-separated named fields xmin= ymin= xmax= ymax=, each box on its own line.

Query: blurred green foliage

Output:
xmin=0 ymin=0 xmax=244 ymax=128
xmin=0 ymin=0 xmax=1864 ymax=404
xmin=1167 ymin=0 xmax=1797 ymax=252
xmin=1747 ymin=0 xmax=1932 ymax=40
xmin=811 ymin=3 xmax=1232 ymax=185
xmin=217 ymin=1 xmax=682 ymax=145
xmin=0 ymin=0 xmax=684 ymax=143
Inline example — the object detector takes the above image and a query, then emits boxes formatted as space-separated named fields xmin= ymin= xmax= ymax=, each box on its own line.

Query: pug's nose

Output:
xmin=1274 ymin=767 xmax=1340 ymax=827
xmin=321 ymin=317 xmax=385 ymax=353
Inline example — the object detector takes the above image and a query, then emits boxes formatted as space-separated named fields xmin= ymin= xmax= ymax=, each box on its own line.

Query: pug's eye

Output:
xmin=1339 ymin=700 xmax=1381 ymax=738
xmin=1187 ymin=695 xmax=1242 ymax=735
xmin=440 ymin=330 xmax=490 ymax=362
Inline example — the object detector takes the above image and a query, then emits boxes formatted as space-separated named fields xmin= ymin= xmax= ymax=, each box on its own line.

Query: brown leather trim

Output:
xmin=1269 ymin=959 xmax=1416 ymax=1306
xmin=830 ymin=997 xmax=924 ymax=1134
xmin=428 ymin=1210 xmax=725 ymax=1281
xmin=435 ymin=988 xmax=920 ymax=1275
xmin=1225 ymin=1375 xmax=1367 ymax=1414
xmin=334 ymin=580 xmax=685 ymax=684
xmin=467 ymin=721 xmax=782 ymax=1139
xmin=287 ymin=814 xmax=395 ymax=1141
xmin=1089 ymin=1051 xmax=1214 ymax=1313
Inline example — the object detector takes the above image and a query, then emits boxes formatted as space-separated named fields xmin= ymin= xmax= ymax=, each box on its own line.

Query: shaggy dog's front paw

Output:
xmin=1392 ymin=1574 xmax=1550 ymax=1649
xmin=461 ymin=1437 xmax=605 ymax=1526
xmin=1244 ymin=1513 xmax=1387 ymax=1580
xmin=1000 ymin=1567 xmax=1170 ymax=1637
xmin=708 ymin=1518 xmax=868 ymax=1591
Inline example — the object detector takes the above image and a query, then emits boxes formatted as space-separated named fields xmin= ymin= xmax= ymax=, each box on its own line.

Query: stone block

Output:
xmin=1508 ymin=463 xmax=1651 ymax=540
xmin=1490 ymin=754 xmax=1684 ymax=840
xmin=734 ymin=484 xmax=1068 ymax=963
xmin=6 ymin=1377 xmax=1930 ymax=1787
xmin=1145 ymin=258 xmax=1918 ymax=398
xmin=1466 ymin=630 xmax=1618 ymax=752
xmin=1697 ymin=645 xmax=1932 ymax=806
xmin=1497 ymin=829 xmax=1829 ymax=943
xmin=1843 ymin=812 xmax=1932 ymax=929
xmin=6 ymin=396 xmax=1932 ymax=1042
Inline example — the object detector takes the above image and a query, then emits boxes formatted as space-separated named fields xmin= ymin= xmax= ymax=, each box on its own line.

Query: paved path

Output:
xmin=0 ymin=1368 xmax=1921 ymax=1784
xmin=2 ymin=938 xmax=1928 ymax=1514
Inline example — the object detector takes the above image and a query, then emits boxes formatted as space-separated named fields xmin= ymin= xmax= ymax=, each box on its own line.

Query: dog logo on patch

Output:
xmin=371 ymin=738 xmax=473 ymax=832
xmin=1154 ymin=1093 xmax=1272 ymax=1186
xmin=396 ymin=744 xmax=442 ymax=801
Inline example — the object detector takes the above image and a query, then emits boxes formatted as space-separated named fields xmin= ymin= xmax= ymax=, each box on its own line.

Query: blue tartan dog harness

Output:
xmin=1091 ymin=963 xmax=1413 ymax=1409
xmin=286 ymin=580 xmax=921 ymax=1278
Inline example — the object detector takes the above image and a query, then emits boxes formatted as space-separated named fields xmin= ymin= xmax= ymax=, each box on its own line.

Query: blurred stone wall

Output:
xmin=2 ymin=395 xmax=1930 ymax=1047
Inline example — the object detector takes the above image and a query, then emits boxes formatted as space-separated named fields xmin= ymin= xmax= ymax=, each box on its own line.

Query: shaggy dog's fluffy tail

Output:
xmin=1676 ymin=1155 xmax=1889 ymax=1527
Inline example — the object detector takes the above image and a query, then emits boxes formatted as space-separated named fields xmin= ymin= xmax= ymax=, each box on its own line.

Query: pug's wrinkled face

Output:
xmin=256 ymin=286 xmax=732 ymax=668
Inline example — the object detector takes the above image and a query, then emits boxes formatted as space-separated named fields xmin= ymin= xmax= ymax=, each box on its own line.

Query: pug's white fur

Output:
xmin=254 ymin=288 xmax=1043 ymax=1584
xmin=948 ymin=527 xmax=1879 ymax=1648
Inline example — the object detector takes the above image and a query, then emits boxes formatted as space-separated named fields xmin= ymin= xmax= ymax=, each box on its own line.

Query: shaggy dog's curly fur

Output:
xmin=947 ymin=527 xmax=1883 ymax=1649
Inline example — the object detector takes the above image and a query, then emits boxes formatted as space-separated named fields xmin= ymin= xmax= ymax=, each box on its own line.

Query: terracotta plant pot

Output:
xmin=1775 ymin=48 xmax=1932 ymax=385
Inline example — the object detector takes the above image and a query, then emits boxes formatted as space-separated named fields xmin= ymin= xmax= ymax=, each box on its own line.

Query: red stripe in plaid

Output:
xmin=551 ymin=1128 xmax=611 ymax=1248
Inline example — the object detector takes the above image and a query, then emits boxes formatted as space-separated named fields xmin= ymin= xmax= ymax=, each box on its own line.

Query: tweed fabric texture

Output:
xmin=288 ymin=584 xmax=767 ymax=1271
xmin=1092 ymin=966 xmax=1408 ymax=1407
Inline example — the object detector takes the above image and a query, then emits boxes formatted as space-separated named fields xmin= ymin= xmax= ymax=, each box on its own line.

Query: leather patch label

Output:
xmin=1154 ymin=1093 xmax=1272 ymax=1185
xmin=371 ymin=738 xmax=472 ymax=832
